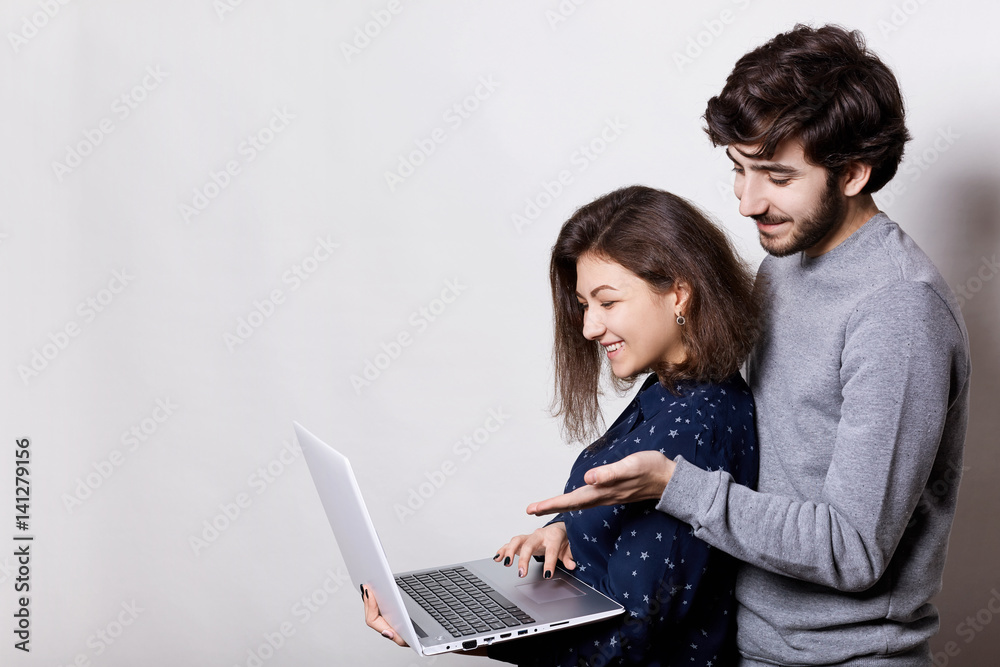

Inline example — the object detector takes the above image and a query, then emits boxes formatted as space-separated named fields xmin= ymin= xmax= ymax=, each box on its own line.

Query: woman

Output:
xmin=366 ymin=185 xmax=760 ymax=665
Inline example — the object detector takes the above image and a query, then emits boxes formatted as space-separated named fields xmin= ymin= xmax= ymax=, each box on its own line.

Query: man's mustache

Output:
xmin=752 ymin=214 xmax=792 ymax=226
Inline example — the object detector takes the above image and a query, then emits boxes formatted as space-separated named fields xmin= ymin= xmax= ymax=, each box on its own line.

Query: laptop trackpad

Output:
xmin=516 ymin=579 xmax=586 ymax=605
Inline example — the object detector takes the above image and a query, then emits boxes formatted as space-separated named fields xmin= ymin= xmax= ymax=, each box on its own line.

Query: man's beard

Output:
xmin=754 ymin=173 xmax=846 ymax=257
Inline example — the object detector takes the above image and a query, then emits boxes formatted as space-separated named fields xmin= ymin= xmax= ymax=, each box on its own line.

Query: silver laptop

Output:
xmin=293 ymin=422 xmax=623 ymax=656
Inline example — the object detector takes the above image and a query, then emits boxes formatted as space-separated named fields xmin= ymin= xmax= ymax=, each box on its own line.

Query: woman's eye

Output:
xmin=601 ymin=301 xmax=615 ymax=308
xmin=577 ymin=302 xmax=588 ymax=311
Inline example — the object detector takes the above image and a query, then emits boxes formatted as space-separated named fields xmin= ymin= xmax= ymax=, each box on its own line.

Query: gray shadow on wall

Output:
xmin=927 ymin=176 xmax=1000 ymax=664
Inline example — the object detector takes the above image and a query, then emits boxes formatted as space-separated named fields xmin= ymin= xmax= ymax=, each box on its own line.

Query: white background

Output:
xmin=2 ymin=1 xmax=998 ymax=666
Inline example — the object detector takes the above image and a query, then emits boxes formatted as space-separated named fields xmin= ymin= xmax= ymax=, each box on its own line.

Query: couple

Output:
xmin=365 ymin=24 xmax=970 ymax=666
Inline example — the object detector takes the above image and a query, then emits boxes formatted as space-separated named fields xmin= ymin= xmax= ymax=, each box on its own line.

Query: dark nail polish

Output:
xmin=360 ymin=584 xmax=365 ymax=598
xmin=503 ymin=557 xmax=511 ymax=566
xmin=364 ymin=587 xmax=370 ymax=599
xmin=494 ymin=553 xmax=500 ymax=560
xmin=544 ymin=570 xmax=552 ymax=579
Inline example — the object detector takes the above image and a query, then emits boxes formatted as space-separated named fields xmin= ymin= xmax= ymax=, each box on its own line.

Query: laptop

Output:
xmin=293 ymin=422 xmax=624 ymax=656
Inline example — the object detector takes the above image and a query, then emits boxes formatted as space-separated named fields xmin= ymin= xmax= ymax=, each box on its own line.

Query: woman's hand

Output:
xmin=494 ymin=522 xmax=575 ymax=579
xmin=361 ymin=584 xmax=408 ymax=647
xmin=361 ymin=584 xmax=490 ymax=656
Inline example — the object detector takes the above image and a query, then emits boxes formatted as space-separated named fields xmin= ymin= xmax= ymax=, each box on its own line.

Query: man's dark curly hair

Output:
xmin=704 ymin=24 xmax=911 ymax=193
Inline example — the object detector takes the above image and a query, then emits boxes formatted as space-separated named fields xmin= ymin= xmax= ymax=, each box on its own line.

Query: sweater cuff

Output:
xmin=656 ymin=455 xmax=717 ymax=526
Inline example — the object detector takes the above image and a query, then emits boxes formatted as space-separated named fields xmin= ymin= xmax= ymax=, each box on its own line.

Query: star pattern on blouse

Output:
xmin=545 ymin=374 xmax=756 ymax=667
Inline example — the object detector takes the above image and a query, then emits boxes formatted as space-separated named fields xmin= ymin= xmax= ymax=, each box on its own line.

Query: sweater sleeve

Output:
xmin=657 ymin=281 xmax=969 ymax=592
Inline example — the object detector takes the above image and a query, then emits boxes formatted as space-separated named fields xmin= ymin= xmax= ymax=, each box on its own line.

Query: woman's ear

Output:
xmin=671 ymin=281 xmax=691 ymax=315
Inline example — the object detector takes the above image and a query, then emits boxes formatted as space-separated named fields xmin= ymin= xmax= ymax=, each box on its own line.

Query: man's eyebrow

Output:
xmin=726 ymin=147 xmax=800 ymax=175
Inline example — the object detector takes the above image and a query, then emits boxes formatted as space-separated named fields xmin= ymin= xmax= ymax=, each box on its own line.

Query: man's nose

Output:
xmin=737 ymin=175 xmax=769 ymax=218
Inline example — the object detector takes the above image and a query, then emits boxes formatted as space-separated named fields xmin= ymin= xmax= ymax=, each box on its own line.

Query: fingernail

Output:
xmin=518 ymin=567 xmax=525 ymax=578
xmin=364 ymin=587 xmax=370 ymax=600
xmin=360 ymin=584 xmax=365 ymax=598
xmin=503 ymin=557 xmax=511 ymax=566
xmin=544 ymin=570 xmax=552 ymax=579
xmin=382 ymin=630 xmax=394 ymax=639
xmin=493 ymin=553 xmax=500 ymax=560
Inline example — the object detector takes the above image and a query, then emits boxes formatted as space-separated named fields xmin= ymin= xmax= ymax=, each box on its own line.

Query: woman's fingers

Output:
xmin=361 ymin=585 xmax=409 ymax=647
xmin=494 ymin=534 xmax=528 ymax=568
xmin=498 ymin=526 xmax=576 ymax=579
xmin=540 ymin=523 xmax=573 ymax=576
xmin=516 ymin=536 xmax=542 ymax=578
xmin=559 ymin=540 xmax=576 ymax=570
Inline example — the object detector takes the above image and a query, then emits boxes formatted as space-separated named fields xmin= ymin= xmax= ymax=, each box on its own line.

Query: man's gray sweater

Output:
xmin=658 ymin=213 xmax=970 ymax=665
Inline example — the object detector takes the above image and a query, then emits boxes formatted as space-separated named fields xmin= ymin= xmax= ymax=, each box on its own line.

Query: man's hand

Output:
xmin=494 ymin=522 xmax=575 ymax=579
xmin=526 ymin=450 xmax=675 ymax=516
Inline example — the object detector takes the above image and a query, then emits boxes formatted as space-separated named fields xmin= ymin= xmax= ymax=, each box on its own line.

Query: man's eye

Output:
xmin=769 ymin=177 xmax=790 ymax=186
xmin=731 ymin=166 xmax=744 ymax=175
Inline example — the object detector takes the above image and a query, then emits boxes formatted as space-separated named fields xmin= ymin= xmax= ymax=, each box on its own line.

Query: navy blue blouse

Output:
xmin=490 ymin=373 xmax=758 ymax=666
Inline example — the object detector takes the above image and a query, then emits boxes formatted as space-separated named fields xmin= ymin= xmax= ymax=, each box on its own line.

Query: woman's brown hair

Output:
xmin=551 ymin=185 xmax=760 ymax=444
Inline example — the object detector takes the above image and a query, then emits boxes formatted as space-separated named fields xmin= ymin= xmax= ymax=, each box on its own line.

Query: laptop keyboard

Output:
xmin=396 ymin=566 xmax=536 ymax=638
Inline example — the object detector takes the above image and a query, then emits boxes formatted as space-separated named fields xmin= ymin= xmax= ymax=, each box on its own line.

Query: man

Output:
xmin=528 ymin=24 xmax=971 ymax=666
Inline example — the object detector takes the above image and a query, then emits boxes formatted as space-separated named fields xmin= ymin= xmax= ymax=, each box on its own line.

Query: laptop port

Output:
xmin=517 ymin=630 xmax=528 ymax=636
xmin=500 ymin=633 xmax=511 ymax=639
xmin=462 ymin=640 xmax=478 ymax=650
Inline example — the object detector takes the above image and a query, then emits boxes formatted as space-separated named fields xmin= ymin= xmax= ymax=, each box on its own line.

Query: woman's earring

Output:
xmin=676 ymin=314 xmax=685 ymax=326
